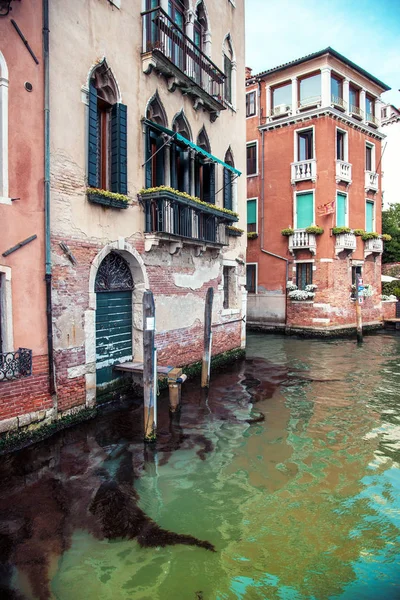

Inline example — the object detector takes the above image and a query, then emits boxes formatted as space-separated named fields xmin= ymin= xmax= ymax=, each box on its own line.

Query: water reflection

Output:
xmin=0 ymin=333 xmax=399 ymax=599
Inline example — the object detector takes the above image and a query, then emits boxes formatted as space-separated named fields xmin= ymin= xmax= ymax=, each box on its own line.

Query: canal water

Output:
xmin=1 ymin=332 xmax=400 ymax=600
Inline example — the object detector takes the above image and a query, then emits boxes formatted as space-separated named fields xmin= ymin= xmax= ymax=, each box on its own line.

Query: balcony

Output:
xmin=291 ymin=159 xmax=317 ymax=183
xmin=335 ymin=232 xmax=356 ymax=255
xmin=289 ymin=230 xmax=317 ymax=255
xmin=366 ymin=113 xmax=379 ymax=128
xmin=364 ymin=237 xmax=383 ymax=258
xmin=365 ymin=171 xmax=379 ymax=192
xmin=349 ymin=104 xmax=364 ymax=121
xmin=331 ymin=94 xmax=347 ymax=112
xmin=298 ymin=96 xmax=322 ymax=111
xmin=141 ymin=7 xmax=225 ymax=117
xmin=140 ymin=188 xmax=238 ymax=254
xmin=0 ymin=348 xmax=32 ymax=381
xmin=336 ymin=160 xmax=352 ymax=183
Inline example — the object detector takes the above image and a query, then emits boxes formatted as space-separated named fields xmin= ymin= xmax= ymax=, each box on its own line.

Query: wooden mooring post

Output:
xmin=201 ymin=287 xmax=214 ymax=388
xmin=143 ymin=291 xmax=157 ymax=442
xmin=355 ymin=273 xmax=363 ymax=344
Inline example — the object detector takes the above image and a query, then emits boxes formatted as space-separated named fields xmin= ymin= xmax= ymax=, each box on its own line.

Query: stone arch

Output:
xmin=222 ymin=33 xmax=236 ymax=108
xmin=197 ymin=125 xmax=211 ymax=152
xmin=88 ymin=58 xmax=120 ymax=104
xmin=225 ymin=146 xmax=234 ymax=166
xmin=172 ymin=109 xmax=192 ymax=140
xmin=146 ymin=90 xmax=168 ymax=127
xmin=194 ymin=0 xmax=211 ymax=55
xmin=85 ymin=241 xmax=149 ymax=405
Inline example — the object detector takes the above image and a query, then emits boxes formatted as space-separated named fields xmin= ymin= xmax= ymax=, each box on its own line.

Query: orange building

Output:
xmin=0 ymin=1 xmax=53 ymax=428
xmin=245 ymin=48 xmax=395 ymax=334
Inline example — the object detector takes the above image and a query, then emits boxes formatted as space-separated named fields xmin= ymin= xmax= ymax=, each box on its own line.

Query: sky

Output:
xmin=245 ymin=0 xmax=400 ymax=106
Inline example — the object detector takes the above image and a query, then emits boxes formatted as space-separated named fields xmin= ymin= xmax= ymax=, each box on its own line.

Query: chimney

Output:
xmin=245 ymin=66 xmax=253 ymax=80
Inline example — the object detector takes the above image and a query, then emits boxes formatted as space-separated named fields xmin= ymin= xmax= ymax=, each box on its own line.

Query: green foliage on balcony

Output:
xmin=138 ymin=186 xmax=239 ymax=218
xmin=361 ymin=231 xmax=380 ymax=241
xmin=281 ymin=228 xmax=294 ymax=236
xmin=305 ymin=225 xmax=324 ymax=235
xmin=353 ymin=229 xmax=366 ymax=237
xmin=332 ymin=226 xmax=351 ymax=235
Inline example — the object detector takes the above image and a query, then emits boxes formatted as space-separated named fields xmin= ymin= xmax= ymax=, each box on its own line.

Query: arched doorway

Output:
xmin=95 ymin=252 xmax=134 ymax=386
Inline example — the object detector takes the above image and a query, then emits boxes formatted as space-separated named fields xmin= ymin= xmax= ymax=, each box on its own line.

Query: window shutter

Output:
xmin=155 ymin=135 xmax=165 ymax=186
xmin=111 ymin=103 xmax=128 ymax=195
xmin=296 ymin=192 xmax=313 ymax=228
xmin=209 ymin=163 xmax=215 ymax=204
xmin=88 ymin=82 xmax=99 ymax=188
xmin=145 ymin=127 xmax=152 ymax=189
xmin=247 ymin=199 xmax=256 ymax=224
xmin=223 ymin=168 xmax=232 ymax=210
xmin=171 ymin=144 xmax=177 ymax=190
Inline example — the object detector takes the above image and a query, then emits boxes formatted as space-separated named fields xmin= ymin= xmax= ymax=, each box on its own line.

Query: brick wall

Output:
xmin=0 ymin=355 xmax=52 ymax=421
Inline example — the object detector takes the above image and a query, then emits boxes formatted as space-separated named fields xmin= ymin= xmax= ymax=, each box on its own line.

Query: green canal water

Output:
xmin=1 ymin=332 xmax=400 ymax=599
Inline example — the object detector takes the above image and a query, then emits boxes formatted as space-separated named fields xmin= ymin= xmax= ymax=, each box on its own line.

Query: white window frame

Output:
xmin=245 ymin=90 xmax=257 ymax=119
xmin=246 ymin=140 xmax=258 ymax=177
xmin=0 ymin=266 xmax=14 ymax=353
xmin=336 ymin=190 xmax=349 ymax=227
xmin=0 ymin=51 xmax=10 ymax=204
xmin=293 ymin=189 xmax=315 ymax=229
xmin=294 ymin=125 xmax=315 ymax=162
xmin=246 ymin=262 xmax=258 ymax=294
xmin=365 ymin=199 xmax=375 ymax=232
xmin=365 ymin=141 xmax=376 ymax=172
xmin=335 ymin=127 xmax=348 ymax=162
xmin=247 ymin=197 xmax=258 ymax=233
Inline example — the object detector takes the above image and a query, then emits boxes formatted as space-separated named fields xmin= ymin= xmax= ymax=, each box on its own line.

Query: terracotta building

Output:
xmin=0 ymin=1 xmax=54 ymax=429
xmin=245 ymin=48 xmax=394 ymax=333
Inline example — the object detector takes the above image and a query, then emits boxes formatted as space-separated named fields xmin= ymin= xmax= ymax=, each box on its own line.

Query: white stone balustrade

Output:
xmin=365 ymin=171 xmax=379 ymax=192
xmin=335 ymin=232 xmax=356 ymax=255
xmin=336 ymin=160 xmax=352 ymax=183
xmin=364 ymin=237 xmax=383 ymax=257
xmin=289 ymin=230 xmax=317 ymax=255
xmin=291 ymin=159 xmax=316 ymax=183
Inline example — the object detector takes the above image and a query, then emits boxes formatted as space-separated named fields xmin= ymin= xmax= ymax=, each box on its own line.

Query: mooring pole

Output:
xmin=143 ymin=291 xmax=157 ymax=442
xmin=355 ymin=273 xmax=363 ymax=344
xmin=201 ymin=287 xmax=214 ymax=388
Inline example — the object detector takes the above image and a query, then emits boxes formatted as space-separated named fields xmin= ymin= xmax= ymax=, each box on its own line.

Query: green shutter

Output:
xmin=203 ymin=163 xmax=215 ymax=204
xmin=296 ymin=192 xmax=313 ymax=228
xmin=155 ymin=135 xmax=165 ymax=186
xmin=366 ymin=201 xmax=374 ymax=232
xmin=111 ymin=103 xmax=128 ymax=195
xmin=223 ymin=168 xmax=232 ymax=210
xmin=145 ymin=127 xmax=152 ymax=189
xmin=336 ymin=193 xmax=347 ymax=227
xmin=88 ymin=82 xmax=99 ymax=188
xmin=247 ymin=199 xmax=256 ymax=225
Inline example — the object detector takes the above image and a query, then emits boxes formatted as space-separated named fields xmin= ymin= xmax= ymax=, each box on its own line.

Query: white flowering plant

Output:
xmin=286 ymin=281 xmax=297 ymax=292
xmin=305 ymin=284 xmax=318 ymax=292
xmin=381 ymin=294 xmax=397 ymax=301
xmin=288 ymin=289 xmax=315 ymax=301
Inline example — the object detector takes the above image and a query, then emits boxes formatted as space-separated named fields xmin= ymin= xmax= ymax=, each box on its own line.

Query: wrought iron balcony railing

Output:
xmin=366 ymin=112 xmax=379 ymax=127
xmin=0 ymin=348 xmax=32 ymax=381
xmin=141 ymin=189 xmax=238 ymax=250
xmin=331 ymin=94 xmax=347 ymax=111
xmin=349 ymin=104 xmax=364 ymax=120
xmin=141 ymin=7 xmax=225 ymax=113
xmin=298 ymin=95 xmax=322 ymax=110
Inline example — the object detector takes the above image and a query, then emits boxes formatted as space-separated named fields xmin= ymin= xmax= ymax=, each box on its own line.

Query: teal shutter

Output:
xmin=366 ymin=201 xmax=374 ymax=232
xmin=88 ymin=82 xmax=99 ymax=188
xmin=296 ymin=192 xmax=313 ymax=228
xmin=247 ymin=199 xmax=256 ymax=225
xmin=204 ymin=163 xmax=215 ymax=204
xmin=336 ymin=193 xmax=347 ymax=227
xmin=145 ymin=127 xmax=152 ymax=189
xmin=171 ymin=144 xmax=177 ymax=190
xmin=155 ymin=135 xmax=165 ymax=186
xmin=111 ymin=103 xmax=128 ymax=195
xmin=223 ymin=168 xmax=232 ymax=210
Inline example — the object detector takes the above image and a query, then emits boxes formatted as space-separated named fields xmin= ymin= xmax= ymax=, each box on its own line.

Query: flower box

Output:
xmin=87 ymin=189 xmax=129 ymax=209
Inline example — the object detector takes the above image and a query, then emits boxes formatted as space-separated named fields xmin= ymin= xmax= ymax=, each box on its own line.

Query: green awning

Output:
xmin=145 ymin=119 xmax=241 ymax=176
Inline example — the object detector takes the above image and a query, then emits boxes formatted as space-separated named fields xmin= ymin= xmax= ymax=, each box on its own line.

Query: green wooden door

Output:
xmin=96 ymin=290 xmax=132 ymax=385
xmin=296 ymin=193 xmax=313 ymax=228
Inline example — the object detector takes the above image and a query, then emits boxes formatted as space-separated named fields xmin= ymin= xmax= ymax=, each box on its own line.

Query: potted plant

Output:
xmin=332 ymin=226 xmax=351 ymax=235
xmin=305 ymin=225 xmax=324 ymax=235
xmin=281 ymin=227 xmax=294 ymax=236
xmin=381 ymin=234 xmax=392 ymax=242
xmin=247 ymin=232 xmax=258 ymax=240
xmin=361 ymin=232 xmax=380 ymax=241
xmin=87 ymin=188 xmax=130 ymax=209
xmin=287 ymin=282 xmax=317 ymax=301
xmin=227 ymin=226 xmax=244 ymax=237
xmin=353 ymin=229 xmax=365 ymax=237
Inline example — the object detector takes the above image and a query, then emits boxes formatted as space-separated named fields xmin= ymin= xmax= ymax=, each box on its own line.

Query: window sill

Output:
xmin=247 ymin=173 xmax=259 ymax=178
xmin=0 ymin=197 xmax=12 ymax=205
xmin=221 ymin=308 xmax=240 ymax=317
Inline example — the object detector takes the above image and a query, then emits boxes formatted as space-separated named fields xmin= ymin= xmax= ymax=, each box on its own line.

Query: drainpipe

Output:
xmin=43 ymin=0 xmax=55 ymax=394
xmin=259 ymin=127 xmax=289 ymax=325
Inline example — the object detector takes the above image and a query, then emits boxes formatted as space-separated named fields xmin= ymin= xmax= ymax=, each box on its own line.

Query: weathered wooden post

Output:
xmin=355 ymin=273 xmax=363 ymax=344
xmin=201 ymin=287 xmax=214 ymax=388
xmin=143 ymin=291 xmax=157 ymax=442
xmin=168 ymin=367 xmax=187 ymax=413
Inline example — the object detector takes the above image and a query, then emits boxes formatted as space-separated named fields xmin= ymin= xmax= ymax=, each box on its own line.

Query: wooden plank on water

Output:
xmin=114 ymin=361 xmax=174 ymax=375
